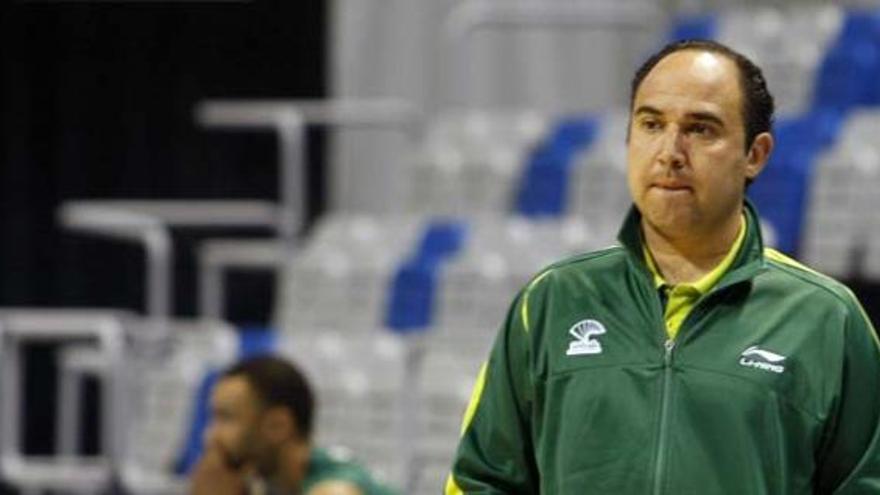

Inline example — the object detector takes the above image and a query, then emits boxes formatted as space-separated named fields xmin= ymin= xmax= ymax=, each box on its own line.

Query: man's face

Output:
xmin=205 ymin=375 xmax=271 ymax=473
xmin=627 ymin=50 xmax=767 ymax=238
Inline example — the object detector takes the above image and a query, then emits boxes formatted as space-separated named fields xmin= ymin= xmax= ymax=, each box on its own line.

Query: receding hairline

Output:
xmin=630 ymin=47 xmax=749 ymax=146
xmin=632 ymin=48 xmax=745 ymax=106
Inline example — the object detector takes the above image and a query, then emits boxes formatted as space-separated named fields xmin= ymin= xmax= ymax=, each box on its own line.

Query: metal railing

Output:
xmin=0 ymin=310 xmax=128 ymax=493
xmin=197 ymin=239 xmax=287 ymax=321
xmin=58 ymin=199 xmax=279 ymax=334
xmin=193 ymin=98 xmax=422 ymax=321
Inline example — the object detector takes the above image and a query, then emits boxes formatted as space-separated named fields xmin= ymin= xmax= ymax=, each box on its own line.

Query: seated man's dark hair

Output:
xmin=223 ymin=355 xmax=315 ymax=439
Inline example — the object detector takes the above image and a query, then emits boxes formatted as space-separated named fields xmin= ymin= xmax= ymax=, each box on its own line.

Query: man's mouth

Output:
xmin=651 ymin=182 xmax=692 ymax=192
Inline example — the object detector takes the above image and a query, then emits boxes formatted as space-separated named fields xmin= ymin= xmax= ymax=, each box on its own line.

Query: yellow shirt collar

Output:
xmin=643 ymin=214 xmax=747 ymax=294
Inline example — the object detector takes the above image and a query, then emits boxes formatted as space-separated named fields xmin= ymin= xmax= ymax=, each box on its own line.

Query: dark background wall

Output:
xmin=0 ymin=2 xmax=326 ymax=490
xmin=1 ymin=1 xmax=326 ymax=319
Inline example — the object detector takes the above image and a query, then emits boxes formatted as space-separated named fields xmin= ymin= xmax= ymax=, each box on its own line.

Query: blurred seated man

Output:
xmin=189 ymin=355 xmax=397 ymax=495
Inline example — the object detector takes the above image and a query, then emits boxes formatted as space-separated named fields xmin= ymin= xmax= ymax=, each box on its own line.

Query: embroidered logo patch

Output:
xmin=566 ymin=319 xmax=606 ymax=356
xmin=739 ymin=345 xmax=786 ymax=374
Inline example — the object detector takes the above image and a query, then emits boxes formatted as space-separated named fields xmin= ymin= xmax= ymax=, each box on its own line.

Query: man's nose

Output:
xmin=657 ymin=126 xmax=686 ymax=168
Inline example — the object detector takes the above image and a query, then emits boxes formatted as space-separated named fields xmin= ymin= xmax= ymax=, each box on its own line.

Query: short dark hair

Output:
xmin=630 ymin=39 xmax=775 ymax=152
xmin=223 ymin=355 xmax=315 ymax=439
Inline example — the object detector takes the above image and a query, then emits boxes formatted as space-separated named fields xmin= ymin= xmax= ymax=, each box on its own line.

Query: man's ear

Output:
xmin=745 ymin=132 xmax=774 ymax=181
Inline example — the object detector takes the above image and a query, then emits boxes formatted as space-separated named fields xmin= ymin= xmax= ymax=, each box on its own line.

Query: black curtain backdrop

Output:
xmin=0 ymin=0 xmax=325 ymax=320
xmin=1 ymin=1 xmax=326 ymax=319
xmin=0 ymin=2 xmax=325 ymax=490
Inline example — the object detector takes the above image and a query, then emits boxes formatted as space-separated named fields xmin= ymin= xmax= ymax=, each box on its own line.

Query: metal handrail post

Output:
xmin=198 ymin=251 xmax=225 ymax=321
xmin=0 ymin=319 xmax=22 ymax=468
xmin=58 ymin=206 xmax=173 ymax=339
xmin=0 ymin=311 xmax=127 ymax=492
xmin=143 ymin=226 xmax=172 ymax=334
xmin=197 ymin=240 xmax=286 ymax=321
xmin=443 ymin=0 xmax=664 ymax=106
xmin=56 ymin=347 xmax=111 ymax=458
xmin=277 ymin=111 xmax=306 ymax=246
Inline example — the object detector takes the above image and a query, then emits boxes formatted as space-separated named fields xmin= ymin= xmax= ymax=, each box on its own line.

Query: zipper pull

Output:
xmin=664 ymin=339 xmax=675 ymax=364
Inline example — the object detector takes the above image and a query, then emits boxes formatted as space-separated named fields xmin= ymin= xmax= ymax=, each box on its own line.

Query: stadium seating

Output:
xmin=277 ymin=214 xmax=422 ymax=334
xmin=568 ymin=110 xmax=632 ymax=245
xmin=716 ymin=5 xmax=843 ymax=116
xmin=411 ymin=347 xmax=483 ymax=495
xmin=801 ymin=109 xmax=880 ymax=279
xmin=409 ymin=109 xmax=549 ymax=215
xmin=276 ymin=331 xmax=409 ymax=488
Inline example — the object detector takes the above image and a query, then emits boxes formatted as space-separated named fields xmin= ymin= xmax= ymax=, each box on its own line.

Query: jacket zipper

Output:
xmin=652 ymin=337 xmax=675 ymax=495
xmin=648 ymin=292 xmax=717 ymax=494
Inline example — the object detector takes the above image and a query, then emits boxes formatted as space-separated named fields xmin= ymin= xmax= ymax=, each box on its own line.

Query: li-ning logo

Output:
xmin=566 ymin=319 xmax=607 ymax=356
xmin=739 ymin=346 xmax=786 ymax=374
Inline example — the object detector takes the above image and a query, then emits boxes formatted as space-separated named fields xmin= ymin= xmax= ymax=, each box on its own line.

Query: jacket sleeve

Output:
xmin=816 ymin=293 xmax=880 ymax=494
xmin=445 ymin=290 xmax=540 ymax=494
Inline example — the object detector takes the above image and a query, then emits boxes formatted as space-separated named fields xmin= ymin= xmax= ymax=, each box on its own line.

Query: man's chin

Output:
xmin=651 ymin=217 xmax=735 ymax=245
xmin=221 ymin=451 xmax=251 ymax=471
xmin=643 ymin=209 xmax=699 ymax=236
xmin=643 ymin=191 xmax=697 ymax=213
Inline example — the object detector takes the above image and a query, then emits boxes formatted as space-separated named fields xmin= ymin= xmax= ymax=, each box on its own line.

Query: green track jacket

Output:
xmin=447 ymin=202 xmax=880 ymax=494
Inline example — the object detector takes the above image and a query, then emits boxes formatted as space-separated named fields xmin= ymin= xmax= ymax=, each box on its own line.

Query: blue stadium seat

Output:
xmin=813 ymin=10 xmax=880 ymax=111
xmin=668 ymin=14 xmax=717 ymax=42
xmin=385 ymin=219 xmax=469 ymax=332
xmin=748 ymin=109 xmax=844 ymax=254
xmin=514 ymin=116 xmax=599 ymax=217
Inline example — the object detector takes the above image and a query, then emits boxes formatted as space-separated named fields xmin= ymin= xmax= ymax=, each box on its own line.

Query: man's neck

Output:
xmin=642 ymin=213 xmax=743 ymax=285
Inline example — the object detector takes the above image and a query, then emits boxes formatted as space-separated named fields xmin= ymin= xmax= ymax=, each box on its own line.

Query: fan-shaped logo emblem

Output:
xmin=566 ymin=319 xmax=606 ymax=356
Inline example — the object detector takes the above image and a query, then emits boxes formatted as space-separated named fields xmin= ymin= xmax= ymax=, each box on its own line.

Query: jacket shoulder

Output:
xmin=538 ymin=245 xmax=628 ymax=279
xmin=762 ymin=248 xmax=862 ymax=313
xmin=515 ymin=246 xmax=627 ymax=333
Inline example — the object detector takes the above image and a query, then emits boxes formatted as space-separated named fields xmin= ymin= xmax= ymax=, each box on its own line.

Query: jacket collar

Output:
xmin=617 ymin=199 xmax=766 ymax=290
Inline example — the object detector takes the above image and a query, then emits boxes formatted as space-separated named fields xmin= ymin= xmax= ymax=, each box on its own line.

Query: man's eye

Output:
xmin=688 ymin=123 xmax=714 ymax=136
xmin=641 ymin=119 xmax=661 ymax=131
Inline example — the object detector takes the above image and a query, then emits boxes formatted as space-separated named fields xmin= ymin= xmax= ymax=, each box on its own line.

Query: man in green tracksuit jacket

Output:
xmin=446 ymin=40 xmax=880 ymax=493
